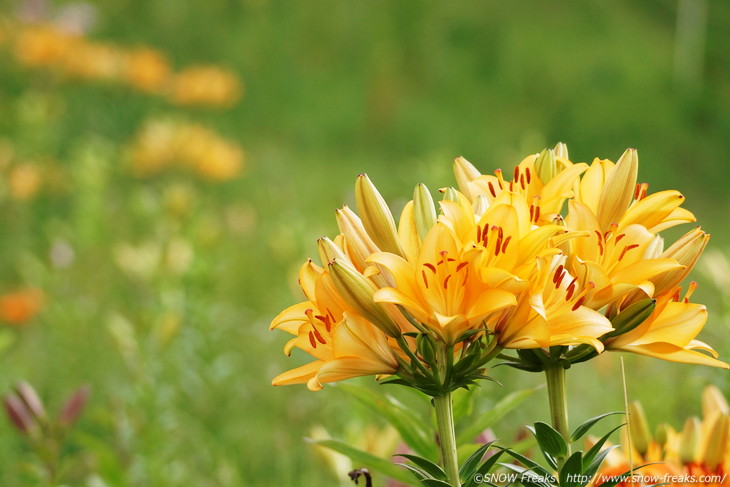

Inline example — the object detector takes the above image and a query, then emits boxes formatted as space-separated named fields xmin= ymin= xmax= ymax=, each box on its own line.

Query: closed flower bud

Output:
xmin=3 ymin=393 xmax=36 ymax=434
xmin=534 ymin=148 xmax=556 ymax=184
xmin=701 ymin=413 xmax=729 ymax=470
xmin=453 ymin=156 xmax=481 ymax=200
xmin=335 ymin=206 xmax=380 ymax=272
xmin=597 ymin=148 xmax=638 ymax=230
xmin=679 ymin=416 xmax=701 ymax=464
xmin=328 ymin=259 xmax=400 ymax=337
xmin=355 ymin=174 xmax=403 ymax=256
xmin=60 ymin=385 xmax=91 ymax=427
xmin=14 ymin=381 xmax=46 ymax=422
xmin=629 ymin=400 xmax=651 ymax=456
xmin=413 ymin=184 xmax=436 ymax=241
xmin=553 ymin=142 xmax=569 ymax=160
xmin=702 ymin=384 xmax=729 ymax=418
xmin=652 ymin=227 xmax=709 ymax=296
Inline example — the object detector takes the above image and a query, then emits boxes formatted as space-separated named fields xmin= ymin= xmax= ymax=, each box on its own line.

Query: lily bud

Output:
xmin=604 ymin=299 xmax=656 ymax=340
xmin=553 ymin=142 xmax=569 ymax=160
xmin=3 ymin=393 xmax=36 ymax=434
xmin=328 ymin=259 xmax=400 ymax=337
xmin=701 ymin=413 xmax=729 ymax=470
xmin=453 ymin=156 xmax=481 ymax=200
xmin=413 ymin=184 xmax=436 ymax=241
xmin=534 ymin=148 xmax=556 ymax=184
xmin=643 ymin=235 xmax=664 ymax=259
xmin=335 ymin=206 xmax=380 ymax=272
xmin=60 ymin=385 xmax=91 ymax=427
xmin=679 ymin=417 xmax=701 ymax=464
xmin=629 ymin=401 xmax=651 ymax=456
xmin=473 ymin=195 xmax=489 ymax=219
xmin=654 ymin=423 xmax=670 ymax=447
xmin=440 ymin=187 xmax=460 ymax=203
xmin=354 ymin=174 xmax=403 ymax=256
xmin=317 ymin=236 xmax=348 ymax=268
xmin=702 ymin=385 xmax=729 ymax=418
xmin=652 ymin=227 xmax=709 ymax=296
xmin=597 ymin=148 xmax=638 ymax=230
xmin=14 ymin=381 xmax=46 ymax=422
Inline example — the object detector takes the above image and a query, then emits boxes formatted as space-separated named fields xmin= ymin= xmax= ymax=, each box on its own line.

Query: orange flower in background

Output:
xmin=124 ymin=47 xmax=170 ymax=93
xmin=168 ymin=65 xmax=242 ymax=108
xmin=0 ymin=289 xmax=44 ymax=326
xmin=594 ymin=386 xmax=730 ymax=486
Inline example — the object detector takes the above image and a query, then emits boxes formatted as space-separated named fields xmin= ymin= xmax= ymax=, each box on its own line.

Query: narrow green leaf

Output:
xmin=582 ymin=424 xmax=625 ymax=469
xmin=571 ymin=412 xmax=624 ymax=442
xmin=396 ymin=454 xmax=447 ymax=480
xmin=500 ymin=463 xmax=552 ymax=487
xmin=532 ymin=421 xmax=568 ymax=461
xmin=501 ymin=448 xmax=554 ymax=481
xmin=308 ymin=438 xmax=416 ymax=485
xmin=421 ymin=479 xmax=455 ymax=487
xmin=459 ymin=441 xmax=495 ymax=481
xmin=338 ymin=383 xmax=436 ymax=458
xmin=558 ymin=451 xmax=584 ymax=487
xmin=583 ymin=445 xmax=617 ymax=482
xmin=456 ymin=388 xmax=537 ymax=444
xmin=397 ymin=462 xmax=429 ymax=481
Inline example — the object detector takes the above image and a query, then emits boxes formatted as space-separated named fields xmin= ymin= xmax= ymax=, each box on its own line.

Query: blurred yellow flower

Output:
xmin=168 ymin=65 xmax=242 ymax=108
xmin=7 ymin=162 xmax=42 ymax=200
xmin=128 ymin=118 xmax=244 ymax=181
xmin=14 ymin=24 xmax=79 ymax=68
xmin=124 ymin=47 xmax=170 ymax=93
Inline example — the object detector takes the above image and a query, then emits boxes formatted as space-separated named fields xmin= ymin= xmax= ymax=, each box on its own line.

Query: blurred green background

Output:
xmin=0 ymin=0 xmax=729 ymax=485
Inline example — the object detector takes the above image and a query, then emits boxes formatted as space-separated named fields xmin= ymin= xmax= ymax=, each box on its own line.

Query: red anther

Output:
xmin=423 ymin=263 xmax=437 ymax=273
xmin=614 ymin=233 xmax=626 ymax=244
xmin=443 ymin=275 xmax=452 ymax=289
xmin=525 ymin=167 xmax=532 ymax=184
xmin=488 ymin=181 xmax=497 ymax=198
xmin=565 ymin=277 xmax=578 ymax=301
xmin=534 ymin=206 xmax=541 ymax=222
xmin=619 ymin=244 xmax=639 ymax=261
xmin=308 ymin=331 xmax=317 ymax=348
xmin=502 ymin=236 xmax=512 ymax=253
xmin=513 ymin=166 xmax=519 ymax=181
xmin=422 ymin=269 xmax=429 ymax=288
xmin=312 ymin=326 xmax=326 ymax=345
xmin=456 ymin=262 xmax=469 ymax=272
xmin=553 ymin=265 xmax=564 ymax=284
xmin=571 ymin=296 xmax=586 ymax=311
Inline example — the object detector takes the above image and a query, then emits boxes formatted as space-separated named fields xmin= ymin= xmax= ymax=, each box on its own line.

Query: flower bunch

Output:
xmin=272 ymin=145 xmax=725 ymax=394
xmin=271 ymin=144 xmax=726 ymax=486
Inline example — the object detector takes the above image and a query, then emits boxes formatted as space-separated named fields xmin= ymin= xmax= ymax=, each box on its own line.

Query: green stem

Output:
xmin=545 ymin=364 xmax=571 ymax=463
xmin=434 ymin=393 xmax=461 ymax=487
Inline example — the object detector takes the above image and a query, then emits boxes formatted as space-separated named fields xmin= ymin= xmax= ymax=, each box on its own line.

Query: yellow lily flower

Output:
xmin=270 ymin=260 xmax=399 ymax=391
xmin=490 ymin=253 xmax=613 ymax=350
xmin=368 ymin=222 xmax=516 ymax=345
xmin=605 ymin=283 xmax=728 ymax=368
xmin=453 ymin=147 xmax=588 ymax=224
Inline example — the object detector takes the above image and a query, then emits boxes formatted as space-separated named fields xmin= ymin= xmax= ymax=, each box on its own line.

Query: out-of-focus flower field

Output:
xmin=0 ymin=1 xmax=729 ymax=486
